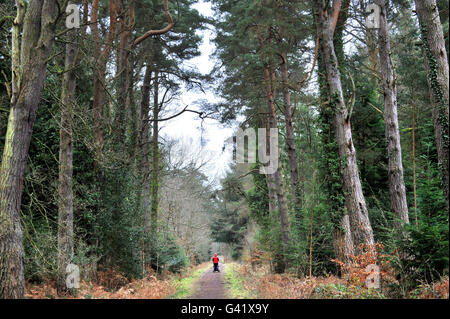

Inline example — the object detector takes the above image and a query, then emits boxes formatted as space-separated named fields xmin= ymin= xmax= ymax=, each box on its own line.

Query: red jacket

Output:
xmin=213 ymin=255 xmax=219 ymax=263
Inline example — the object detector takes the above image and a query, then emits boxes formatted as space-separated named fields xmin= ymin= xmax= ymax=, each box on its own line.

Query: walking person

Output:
xmin=212 ymin=253 xmax=220 ymax=272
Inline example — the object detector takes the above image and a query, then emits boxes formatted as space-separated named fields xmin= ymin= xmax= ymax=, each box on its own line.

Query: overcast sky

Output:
xmin=159 ymin=0 xmax=235 ymax=185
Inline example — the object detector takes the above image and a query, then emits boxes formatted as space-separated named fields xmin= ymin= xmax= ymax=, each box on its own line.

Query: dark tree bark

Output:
xmin=414 ymin=0 xmax=449 ymax=208
xmin=314 ymin=0 xmax=374 ymax=250
xmin=375 ymin=0 xmax=409 ymax=227
xmin=140 ymin=64 xmax=152 ymax=232
xmin=138 ymin=62 xmax=152 ymax=267
xmin=0 ymin=0 xmax=58 ymax=298
xmin=91 ymin=0 xmax=117 ymax=169
xmin=257 ymin=28 xmax=292 ymax=271
xmin=151 ymin=71 xmax=160 ymax=238
xmin=126 ymin=0 xmax=137 ymax=157
xmin=280 ymin=51 xmax=301 ymax=210
xmin=115 ymin=0 xmax=133 ymax=142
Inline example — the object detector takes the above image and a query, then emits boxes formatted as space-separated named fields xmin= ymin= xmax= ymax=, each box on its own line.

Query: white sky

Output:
xmin=159 ymin=0 xmax=235 ymax=184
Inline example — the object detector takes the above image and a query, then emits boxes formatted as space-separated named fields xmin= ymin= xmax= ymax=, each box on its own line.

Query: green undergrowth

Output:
xmin=312 ymin=283 xmax=386 ymax=299
xmin=224 ymin=263 xmax=256 ymax=299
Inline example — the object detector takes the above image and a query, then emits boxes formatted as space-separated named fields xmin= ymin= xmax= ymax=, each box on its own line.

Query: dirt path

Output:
xmin=189 ymin=263 xmax=227 ymax=299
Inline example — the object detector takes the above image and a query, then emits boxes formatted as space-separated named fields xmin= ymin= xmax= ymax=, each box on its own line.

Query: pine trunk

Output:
xmin=139 ymin=63 xmax=152 ymax=268
xmin=333 ymin=214 xmax=355 ymax=266
xmin=316 ymin=0 xmax=355 ymax=264
xmin=150 ymin=70 xmax=160 ymax=262
xmin=262 ymin=63 xmax=292 ymax=271
xmin=57 ymin=12 xmax=80 ymax=294
xmin=414 ymin=0 xmax=449 ymax=208
xmin=376 ymin=0 xmax=409 ymax=226
xmin=140 ymin=64 xmax=152 ymax=236
xmin=315 ymin=3 xmax=375 ymax=250
xmin=91 ymin=0 xmax=117 ymax=169
xmin=280 ymin=51 xmax=301 ymax=210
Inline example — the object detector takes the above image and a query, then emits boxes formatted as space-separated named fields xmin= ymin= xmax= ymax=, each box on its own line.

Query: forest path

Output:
xmin=188 ymin=263 xmax=227 ymax=299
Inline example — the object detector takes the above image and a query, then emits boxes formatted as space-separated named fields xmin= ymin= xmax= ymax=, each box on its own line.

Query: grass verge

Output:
xmin=224 ymin=263 xmax=256 ymax=299
xmin=169 ymin=263 xmax=211 ymax=299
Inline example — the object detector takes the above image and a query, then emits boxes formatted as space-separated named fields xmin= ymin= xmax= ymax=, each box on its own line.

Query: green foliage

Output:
xmin=0 ymin=0 xmax=448 ymax=298
xmin=23 ymin=220 xmax=58 ymax=282
xmin=224 ymin=263 xmax=255 ymax=298
xmin=210 ymin=167 xmax=248 ymax=260
xmin=246 ymin=164 xmax=286 ymax=273
xmin=394 ymin=162 xmax=448 ymax=285
xmin=170 ymin=263 xmax=210 ymax=299
xmin=152 ymin=226 xmax=189 ymax=273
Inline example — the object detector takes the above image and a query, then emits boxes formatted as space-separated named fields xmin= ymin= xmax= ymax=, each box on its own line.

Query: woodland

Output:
xmin=0 ymin=0 xmax=448 ymax=299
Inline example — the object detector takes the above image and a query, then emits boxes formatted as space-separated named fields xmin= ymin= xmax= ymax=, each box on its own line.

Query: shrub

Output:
xmin=331 ymin=243 xmax=397 ymax=294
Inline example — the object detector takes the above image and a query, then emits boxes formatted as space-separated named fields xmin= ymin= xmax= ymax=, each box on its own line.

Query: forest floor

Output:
xmin=25 ymin=263 xmax=211 ymax=299
xmin=24 ymin=261 xmax=449 ymax=299
xmin=219 ymin=262 xmax=449 ymax=299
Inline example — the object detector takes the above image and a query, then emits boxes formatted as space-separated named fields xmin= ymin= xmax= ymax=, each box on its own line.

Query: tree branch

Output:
xmin=133 ymin=0 xmax=174 ymax=46
xmin=330 ymin=0 xmax=342 ymax=32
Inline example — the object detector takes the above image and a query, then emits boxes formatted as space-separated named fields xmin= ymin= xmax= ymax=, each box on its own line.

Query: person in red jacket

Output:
xmin=212 ymin=253 xmax=219 ymax=272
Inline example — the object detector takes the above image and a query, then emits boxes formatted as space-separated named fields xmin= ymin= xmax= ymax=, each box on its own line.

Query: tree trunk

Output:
xmin=411 ymin=84 xmax=419 ymax=228
xmin=280 ymin=51 xmax=301 ymax=210
xmin=264 ymin=121 xmax=288 ymax=274
xmin=315 ymin=1 xmax=354 ymax=265
xmin=262 ymin=62 xmax=292 ymax=271
xmin=0 ymin=0 xmax=57 ymax=299
xmin=315 ymin=2 xmax=374 ymax=250
xmin=57 ymin=0 xmax=83 ymax=294
xmin=91 ymin=0 xmax=117 ymax=169
xmin=115 ymin=0 xmax=133 ymax=144
xmin=414 ymin=0 xmax=449 ymax=208
xmin=139 ymin=63 xmax=152 ymax=265
xmin=376 ymin=0 xmax=409 ymax=227
xmin=150 ymin=70 xmax=160 ymax=263
xmin=333 ymin=214 xmax=354 ymax=266
xmin=126 ymin=0 xmax=136 ymax=157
